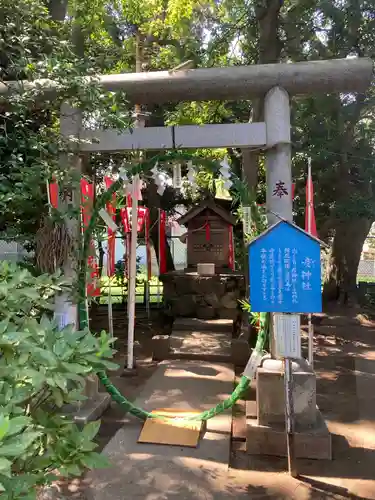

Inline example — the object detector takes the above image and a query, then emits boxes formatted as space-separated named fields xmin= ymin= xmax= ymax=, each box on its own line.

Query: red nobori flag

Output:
xmin=80 ymin=178 xmax=100 ymax=297
xmin=145 ymin=208 xmax=152 ymax=281
xmin=48 ymin=179 xmax=59 ymax=209
xmin=104 ymin=177 xmax=116 ymax=276
xmin=305 ymin=170 xmax=318 ymax=237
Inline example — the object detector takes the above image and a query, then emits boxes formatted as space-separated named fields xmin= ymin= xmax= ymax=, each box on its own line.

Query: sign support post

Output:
xmin=284 ymin=355 xmax=297 ymax=477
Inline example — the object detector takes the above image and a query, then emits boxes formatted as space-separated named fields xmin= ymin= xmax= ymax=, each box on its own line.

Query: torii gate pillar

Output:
xmin=247 ymin=87 xmax=331 ymax=460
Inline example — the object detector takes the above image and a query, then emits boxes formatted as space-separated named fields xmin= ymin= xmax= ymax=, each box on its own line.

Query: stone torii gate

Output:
xmin=2 ymin=58 xmax=372 ymax=441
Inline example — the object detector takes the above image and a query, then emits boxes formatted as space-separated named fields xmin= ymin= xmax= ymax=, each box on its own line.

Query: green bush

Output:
xmin=0 ymin=262 xmax=117 ymax=499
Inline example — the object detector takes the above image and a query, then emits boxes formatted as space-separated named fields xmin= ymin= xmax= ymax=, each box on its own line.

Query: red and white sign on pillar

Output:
xmin=104 ymin=177 xmax=117 ymax=277
xmin=80 ymin=179 xmax=100 ymax=297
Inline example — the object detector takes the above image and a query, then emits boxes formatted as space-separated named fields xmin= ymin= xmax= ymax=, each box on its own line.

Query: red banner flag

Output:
xmin=145 ymin=208 xmax=152 ymax=281
xmin=121 ymin=207 xmax=147 ymax=233
xmin=48 ymin=179 xmax=59 ymax=209
xmin=104 ymin=177 xmax=116 ymax=276
xmin=228 ymin=225 xmax=235 ymax=271
xmin=305 ymin=170 xmax=318 ymax=237
xmin=120 ymin=208 xmax=130 ymax=233
xmin=159 ymin=209 xmax=167 ymax=274
xmin=80 ymin=179 xmax=100 ymax=297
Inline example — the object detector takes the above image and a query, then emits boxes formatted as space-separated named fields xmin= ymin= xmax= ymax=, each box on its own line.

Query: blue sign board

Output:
xmin=249 ymin=221 xmax=322 ymax=313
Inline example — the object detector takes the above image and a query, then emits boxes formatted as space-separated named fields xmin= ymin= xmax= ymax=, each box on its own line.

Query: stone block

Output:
xmin=152 ymin=335 xmax=171 ymax=361
xmin=220 ymin=291 xmax=239 ymax=309
xmin=197 ymin=263 xmax=215 ymax=275
xmin=231 ymin=338 xmax=250 ymax=366
xmin=218 ymin=308 xmax=240 ymax=321
xmin=256 ymin=358 xmax=317 ymax=430
xmin=196 ymin=306 xmax=216 ymax=319
xmin=173 ymin=318 xmax=233 ymax=332
xmin=246 ymin=410 xmax=332 ymax=460
xmin=73 ymin=392 xmax=111 ymax=425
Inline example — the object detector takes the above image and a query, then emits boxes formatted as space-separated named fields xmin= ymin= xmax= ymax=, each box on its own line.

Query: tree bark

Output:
xmin=242 ymin=0 xmax=283 ymax=190
xmin=47 ymin=0 xmax=68 ymax=21
xmin=323 ymin=218 xmax=372 ymax=305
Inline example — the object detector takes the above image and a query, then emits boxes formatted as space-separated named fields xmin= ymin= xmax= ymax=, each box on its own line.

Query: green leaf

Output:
xmin=81 ymin=452 xmax=110 ymax=469
xmin=7 ymin=416 xmax=31 ymax=437
xmin=32 ymin=348 xmax=58 ymax=367
xmin=0 ymin=417 xmax=9 ymax=441
xmin=61 ymin=362 xmax=91 ymax=374
xmin=81 ymin=421 xmax=101 ymax=442
xmin=0 ymin=458 xmax=12 ymax=477
xmin=0 ymin=431 xmax=41 ymax=457
xmin=63 ymin=464 xmax=82 ymax=476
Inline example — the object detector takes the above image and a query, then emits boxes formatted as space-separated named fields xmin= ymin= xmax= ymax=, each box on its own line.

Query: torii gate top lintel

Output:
xmin=0 ymin=58 xmax=372 ymax=105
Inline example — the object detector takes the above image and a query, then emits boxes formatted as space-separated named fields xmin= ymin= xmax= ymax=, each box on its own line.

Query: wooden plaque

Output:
xmin=138 ymin=409 xmax=204 ymax=448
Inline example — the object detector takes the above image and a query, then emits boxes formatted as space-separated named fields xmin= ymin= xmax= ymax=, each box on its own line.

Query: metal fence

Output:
xmin=357 ymin=260 xmax=375 ymax=281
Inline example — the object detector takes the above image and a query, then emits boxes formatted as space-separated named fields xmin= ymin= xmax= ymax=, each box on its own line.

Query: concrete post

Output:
xmin=264 ymin=87 xmax=292 ymax=226
xmin=264 ymin=87 xmax=294 ymax=358
xmin=59 ymin=103 xmax=110 ymax=422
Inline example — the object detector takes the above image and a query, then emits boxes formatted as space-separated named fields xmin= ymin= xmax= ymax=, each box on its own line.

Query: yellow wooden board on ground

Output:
xmin=138 ymin=409 xmax=204 ymax=448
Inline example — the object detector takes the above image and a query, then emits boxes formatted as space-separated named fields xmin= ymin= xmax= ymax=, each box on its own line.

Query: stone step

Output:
xmin=173 ymin=318 xmax=233 ymax=333
xmin=171 ymin=329 xmax=231 ymax=354
xmin=168 ymin=349 xmax=232 ymax=363
xmin=169 ymin=329 xmax=232 ymax=362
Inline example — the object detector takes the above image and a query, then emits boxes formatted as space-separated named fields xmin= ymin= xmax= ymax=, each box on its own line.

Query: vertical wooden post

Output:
xmin=126 ymin=33 xmax=144 ymax=371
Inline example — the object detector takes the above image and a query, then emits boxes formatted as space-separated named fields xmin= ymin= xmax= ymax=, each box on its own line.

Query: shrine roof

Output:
xmin=248 ymin=219 xmax=326 ymax=247
xmin=176 ymin=200 xmax=236 ymax=226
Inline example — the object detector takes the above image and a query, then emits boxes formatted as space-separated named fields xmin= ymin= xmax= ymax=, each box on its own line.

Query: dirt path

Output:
xmin=46 ymin=310 xmax=375 ymax=499
xmin=232 ymin=310 xmax=375 ymax=499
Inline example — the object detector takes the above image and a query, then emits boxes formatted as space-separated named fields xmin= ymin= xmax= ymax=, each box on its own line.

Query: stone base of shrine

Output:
xmin=246 ymin=358 xmax=332 ymax=460
xmin=159 ymin=270 xmax=245 ymax=321
xmin=246 ymin=405 xmax=332 ymax=460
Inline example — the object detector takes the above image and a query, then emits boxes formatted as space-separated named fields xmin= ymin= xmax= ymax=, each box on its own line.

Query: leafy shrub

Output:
xmin=0 ymin=262 xmax=117 ymax=499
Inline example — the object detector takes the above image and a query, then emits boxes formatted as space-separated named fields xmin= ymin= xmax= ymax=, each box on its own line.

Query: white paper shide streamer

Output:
xmin=187 ymin=161 xmax=196 ymax=194
xmin=219 ymin=156 xmax=233 ymax=190
xmin=151 ymin=162 xmax=166 ymax=196
xmin=242 ymin=206 xmax=252 ymax=235
xmin=172 ymin=163 xmax=182 ymax=189
xmin=119 ymin=166 xmax=133 ymax=196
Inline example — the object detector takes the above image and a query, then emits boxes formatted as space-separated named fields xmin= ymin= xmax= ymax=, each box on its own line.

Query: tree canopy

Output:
xmin=0 ymin=0 xmax=374 ymax=303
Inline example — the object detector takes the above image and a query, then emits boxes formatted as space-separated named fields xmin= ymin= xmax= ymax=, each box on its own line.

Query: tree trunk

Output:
xmin=47 ymin=0 xmax=68 ymax=21
xmin=323 ymin=218 xmax=371 ymax=305
xmin=242 ymin=0 xmax=283 ymax=190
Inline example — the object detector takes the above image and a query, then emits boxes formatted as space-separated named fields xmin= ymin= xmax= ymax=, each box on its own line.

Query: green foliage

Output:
xmin=0 ymin=0 xmax=130 ymax=246
xmin=0 ymin=261 xmax=117 ymax=499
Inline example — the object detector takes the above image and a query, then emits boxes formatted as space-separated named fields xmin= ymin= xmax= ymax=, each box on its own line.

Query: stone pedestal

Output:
xmin=247 ymin=358 xmax=331 ymax=460
xmin=160 ymin=271 xmax=245 ymax=320
xmin=65 ymin=374 xmax=111 ymax=425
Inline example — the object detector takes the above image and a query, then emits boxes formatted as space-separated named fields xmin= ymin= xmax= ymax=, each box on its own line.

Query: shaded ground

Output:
xmin=47 ymin=306 xmax=375 ymax=499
